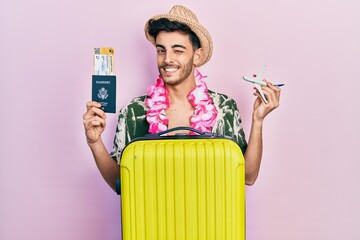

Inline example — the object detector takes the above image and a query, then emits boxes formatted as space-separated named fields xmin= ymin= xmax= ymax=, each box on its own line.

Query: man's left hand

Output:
xmin=252 ymin=80 xmax=281 ymax=122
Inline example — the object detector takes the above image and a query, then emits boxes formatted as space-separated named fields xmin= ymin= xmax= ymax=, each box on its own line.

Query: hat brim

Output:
xmin=144 ymin=14 xmax=213 ymax=67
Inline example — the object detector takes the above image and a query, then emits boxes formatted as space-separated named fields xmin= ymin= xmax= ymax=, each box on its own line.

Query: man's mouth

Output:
xmin=162 ymin=65 xmax=179 ymax=72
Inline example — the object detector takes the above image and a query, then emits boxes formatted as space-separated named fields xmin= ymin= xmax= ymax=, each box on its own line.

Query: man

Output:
xmin=83 ymin=5 xmax=281 ymax=192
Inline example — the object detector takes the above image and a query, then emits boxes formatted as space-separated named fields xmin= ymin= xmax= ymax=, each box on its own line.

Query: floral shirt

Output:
xmin=110 ymin=89 xmax=248 ymax=164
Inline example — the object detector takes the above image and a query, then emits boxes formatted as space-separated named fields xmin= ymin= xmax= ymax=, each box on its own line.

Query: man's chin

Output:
xmin=160 ymin=72 xmax=177 ymax=82
xmin=162 ymin=78 xmax=179 ymax=86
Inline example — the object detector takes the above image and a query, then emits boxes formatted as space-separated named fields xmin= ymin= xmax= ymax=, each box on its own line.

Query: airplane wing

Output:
xmin=243 ymin=65 xmax=267 ymax=86
xmin=256 ymin=65 xmax=267 ymax=81
xmin=254 ymin=83 xmax=268 ymax=104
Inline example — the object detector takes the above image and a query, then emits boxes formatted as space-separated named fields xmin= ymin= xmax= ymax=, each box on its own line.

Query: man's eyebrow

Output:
xmin=155 ymin=44 xmax=187 ymax=49
xmin=172 ymin=44 xmax=186 ymax=49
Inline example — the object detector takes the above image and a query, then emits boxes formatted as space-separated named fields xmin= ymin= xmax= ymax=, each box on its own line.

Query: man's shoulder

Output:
xmin=123 ymin=95 xmax=147 ymax=107
xmin=119 ymin=94 xmax=148 ymax=114
xmin=208 ymin=89 xmax=237 ymax=107
xmin=208 ymin=89 xmax=231 ymax=97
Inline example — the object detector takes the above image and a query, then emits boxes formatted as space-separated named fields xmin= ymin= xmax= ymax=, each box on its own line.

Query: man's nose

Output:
xmin=164 ymin=52 xmax=174 ymax=64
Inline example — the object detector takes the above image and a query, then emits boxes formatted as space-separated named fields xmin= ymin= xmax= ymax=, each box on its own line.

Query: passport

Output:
xmin=92 ymin=47 xmax=116 ymax=113
xmin=92 ymin=75 xmax=116 ymax=113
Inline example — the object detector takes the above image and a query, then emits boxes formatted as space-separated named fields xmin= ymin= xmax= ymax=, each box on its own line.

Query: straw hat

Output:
xmin=144 ymin=5 xmax=213 ymax=67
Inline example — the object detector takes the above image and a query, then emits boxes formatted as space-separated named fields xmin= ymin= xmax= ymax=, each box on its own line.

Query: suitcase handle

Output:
xmin=138 ymin=126 xmax=235 ymax=141
xmin=151 ymin=126 xmax=212 ymax=136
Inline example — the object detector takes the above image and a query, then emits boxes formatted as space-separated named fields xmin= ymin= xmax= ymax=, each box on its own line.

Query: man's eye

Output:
xmin=157 ymin=49 xmax=165 ymax=54
xmin=174 ymin=49 xmax=184 ymax=53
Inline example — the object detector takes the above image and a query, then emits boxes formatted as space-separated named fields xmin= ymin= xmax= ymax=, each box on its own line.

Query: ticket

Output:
xmin=93 ymin=47 xmax=114 ymax=75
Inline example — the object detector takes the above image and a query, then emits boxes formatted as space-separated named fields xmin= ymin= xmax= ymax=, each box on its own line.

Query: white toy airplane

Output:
xmin=242 ymin=65 xmax=284 ymax=104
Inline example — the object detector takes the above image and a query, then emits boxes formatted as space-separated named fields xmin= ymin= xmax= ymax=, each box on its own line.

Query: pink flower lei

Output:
xmin=145 ymin=69 xmax=217 ymax=134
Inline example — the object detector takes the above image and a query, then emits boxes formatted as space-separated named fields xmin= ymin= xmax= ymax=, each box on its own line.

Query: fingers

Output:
xmin=261 ymin=82 xmax=281 ymax=108
xmin=83 ymin=101 xmax=106 ymax=128
xmin=266 ymin=82 xmax=281 ymax=98
xmin=252 ymin=87 xmax=267 ymax=103
xmin=83 ymin=114 xmax=106 ymax=129
xmin=252 ymin=79 xmax=281 ymax=107
xmin=84 ymin=102 xmax=106 ymax=118
xmin=252 ymin=79 xmax=282 ymax=121
xmin=86 ymin=115 xmax=106 ymax=128
xmin=86 ymin=101 xmax=102 ymax=111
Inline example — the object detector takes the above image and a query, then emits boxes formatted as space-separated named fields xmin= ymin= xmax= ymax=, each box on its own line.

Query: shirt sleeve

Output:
xmin=109 ymin=106 xmax=130 ymax=164
xmin=211 ymin=92 xmax=248 ymax=154
xmin=109 ymin=96 xmax=149 ymax=164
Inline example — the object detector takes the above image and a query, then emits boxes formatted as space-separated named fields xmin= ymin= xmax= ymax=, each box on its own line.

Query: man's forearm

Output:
xmin=244 ymin=120 xmax=263 ymax=185
xmin=88 ymin=139 xmax=119 ymax=192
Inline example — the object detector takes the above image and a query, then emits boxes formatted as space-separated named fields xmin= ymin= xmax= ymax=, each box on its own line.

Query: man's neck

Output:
xmin=166 ymin=78 xmax=196 ymax=104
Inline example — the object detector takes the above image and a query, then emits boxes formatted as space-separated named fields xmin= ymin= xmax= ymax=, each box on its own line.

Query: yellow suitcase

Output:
xmin=119 ymin=127 xmax=245 ymax=240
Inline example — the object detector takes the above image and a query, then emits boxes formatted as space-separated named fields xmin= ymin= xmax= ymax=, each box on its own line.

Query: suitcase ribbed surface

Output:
xmin=120 ymin=138 xmax=245 ymax=240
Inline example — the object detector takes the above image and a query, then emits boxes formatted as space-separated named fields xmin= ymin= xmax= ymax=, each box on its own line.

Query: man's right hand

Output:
xmin=83 ymin=101 xmax=118 ymax=192
xmin=83 ymin=101 xmax=106 ymax=145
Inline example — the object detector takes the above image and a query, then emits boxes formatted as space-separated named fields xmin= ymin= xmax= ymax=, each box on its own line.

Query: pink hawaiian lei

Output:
xmin=145 ymin=69 xmax=217 ymax=134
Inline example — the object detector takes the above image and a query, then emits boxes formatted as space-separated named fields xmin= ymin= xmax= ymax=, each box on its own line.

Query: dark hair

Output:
xmin=147 ymin=18 xmax=201 ymax=50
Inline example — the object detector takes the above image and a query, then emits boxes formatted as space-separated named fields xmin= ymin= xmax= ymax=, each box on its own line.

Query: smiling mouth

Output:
xmin=164 ymin=68 xmax=178 ymax=72
xmin=162 ymin=65 xmax=179 ymax=73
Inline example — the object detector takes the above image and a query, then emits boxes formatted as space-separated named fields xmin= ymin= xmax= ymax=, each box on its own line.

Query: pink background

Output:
xmin=1 ymin=0 xmax=360 ymax=239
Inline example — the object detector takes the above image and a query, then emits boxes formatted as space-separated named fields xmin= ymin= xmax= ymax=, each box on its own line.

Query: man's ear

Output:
xmin=193 ymin=48 xmax=204 ymax=67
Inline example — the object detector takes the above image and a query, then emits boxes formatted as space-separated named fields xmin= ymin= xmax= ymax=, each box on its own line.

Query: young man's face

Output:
xmin=155 ymin=31 xmax=202 ymax=86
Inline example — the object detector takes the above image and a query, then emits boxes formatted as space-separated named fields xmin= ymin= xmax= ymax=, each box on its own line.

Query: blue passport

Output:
xmin=92 ymin=75 xmax=116 ymax=113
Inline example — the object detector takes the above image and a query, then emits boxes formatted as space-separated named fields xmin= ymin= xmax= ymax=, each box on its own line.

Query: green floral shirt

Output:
xmin=110 ymin=89 xmax=247 ymax=164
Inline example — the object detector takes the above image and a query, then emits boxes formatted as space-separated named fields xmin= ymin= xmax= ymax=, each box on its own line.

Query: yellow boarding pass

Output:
xmin=93 ymin=47 xmax=114 ymax=75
